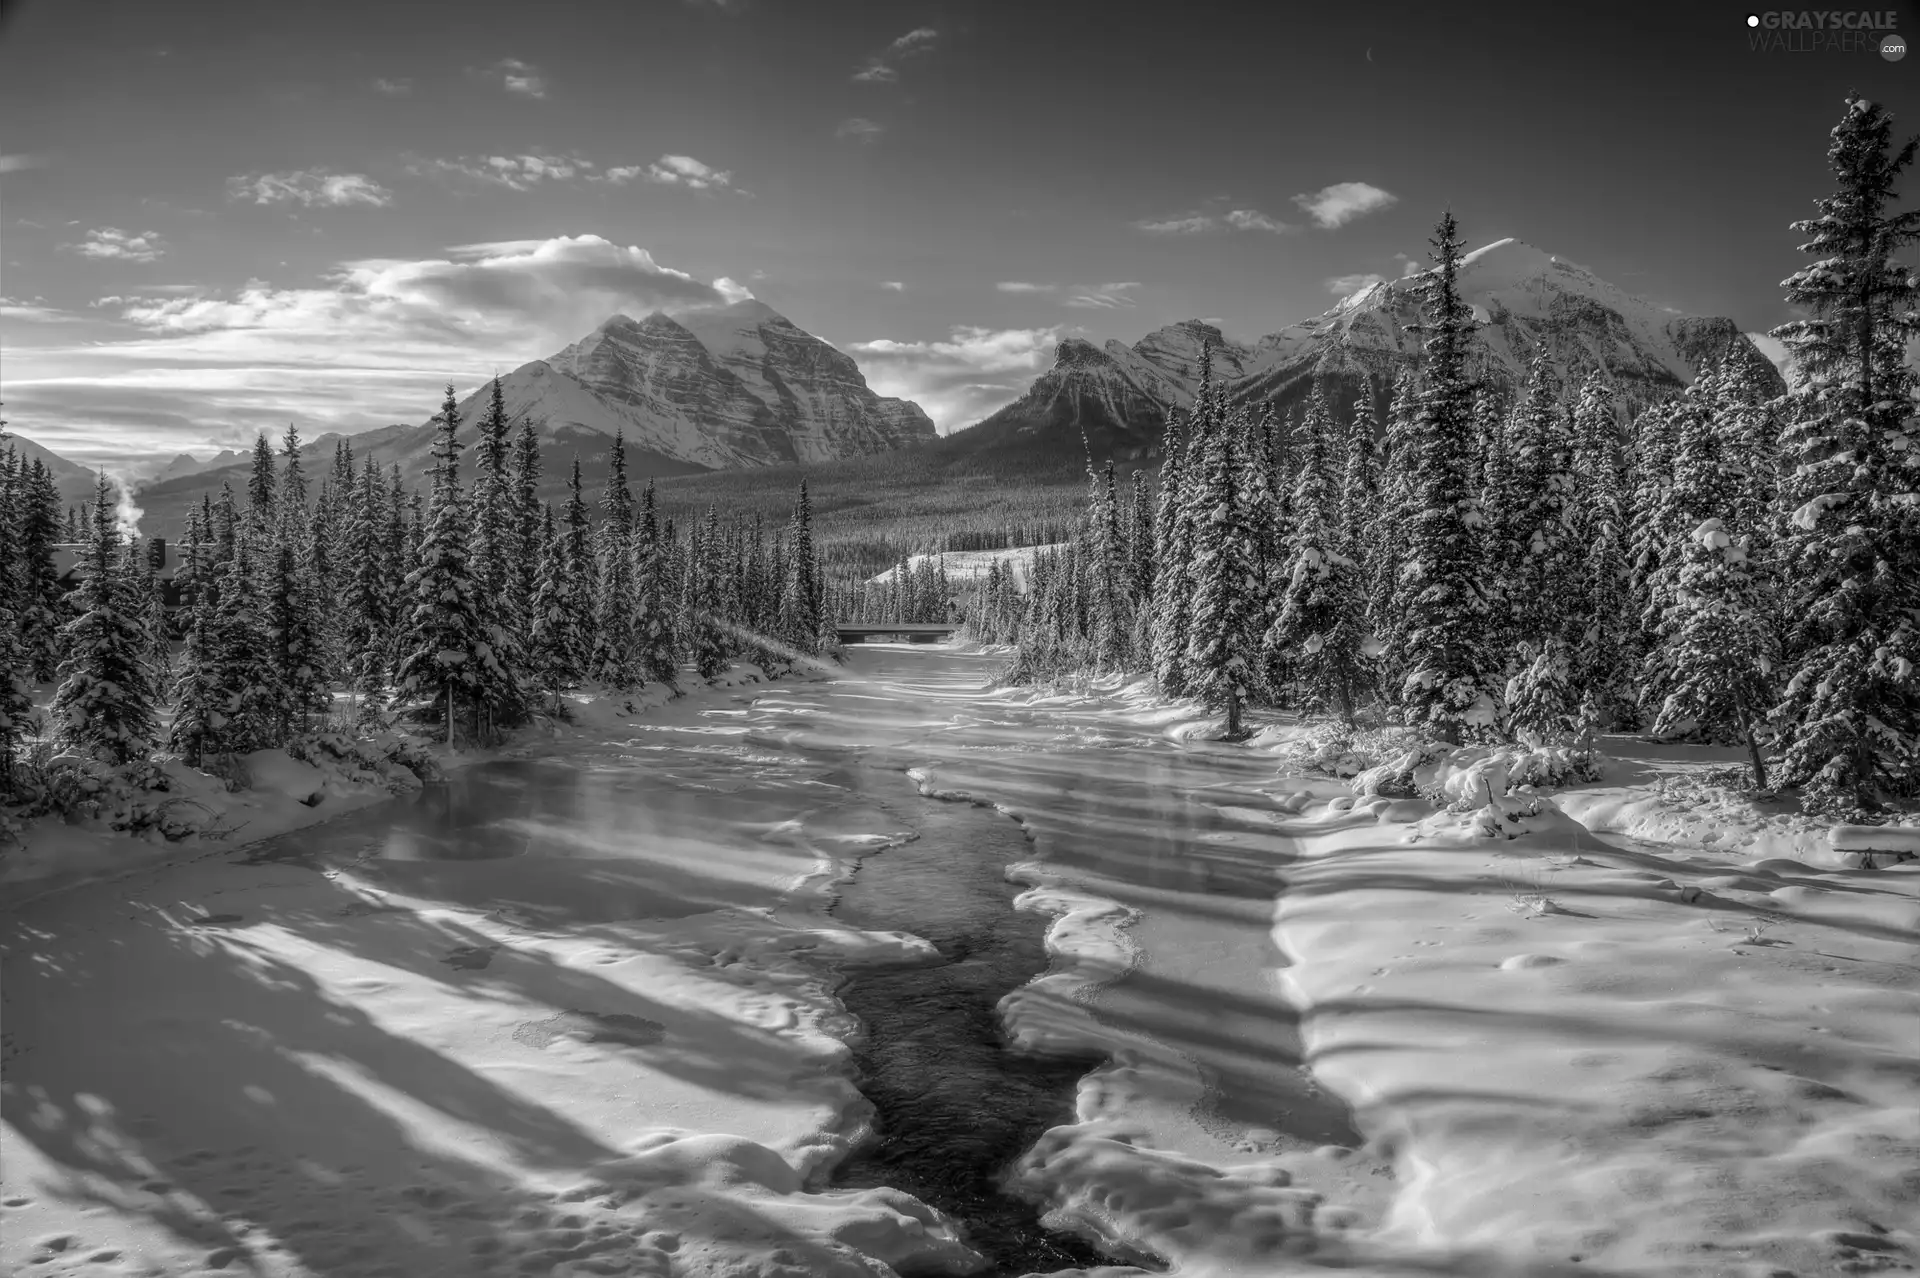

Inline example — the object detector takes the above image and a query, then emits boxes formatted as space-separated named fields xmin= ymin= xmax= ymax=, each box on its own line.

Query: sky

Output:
xmin=1 ymin=0 xmax=1914 ymax=467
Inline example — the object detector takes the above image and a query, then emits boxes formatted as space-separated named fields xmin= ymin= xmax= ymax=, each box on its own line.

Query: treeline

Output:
xmin=973 ymin=95 xmax=1920 ymax=820
xmin=0 ymin=381 xmax=833 ymax=787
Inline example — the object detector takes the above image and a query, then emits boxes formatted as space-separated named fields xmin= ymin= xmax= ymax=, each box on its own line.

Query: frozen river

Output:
xmin=0 ymin=644 xmax=1388 ymax=1277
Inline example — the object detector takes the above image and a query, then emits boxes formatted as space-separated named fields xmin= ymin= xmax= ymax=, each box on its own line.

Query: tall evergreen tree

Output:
xmin=247 ymin=432 xmax=277 ymax=534
xmin=510 ymin=417 xmax=543 ymax=629
xmin=778 ymin=479 xmax=821 ymax=656
xmin=528 ymin=460 xmax=595 ymax=688
xmin=1269 ymin=387 xmax=1368 ymax=721
xmin=16 ymin=459 xmax=66 ymax=681
xmin=1184 ymin=393 xmax=1269 ymax=737
xmin=590 ymin=432 xmax=640 ymax=687
xmin=1769 ymin=95 xmax=1920 ymax=815
xmin=634 ymin=478 xmax=679 ymax=683
xmin=395 ymin=386 xmax=521 ymax=741
xmin=1398 ymin=211 xmax=1495 ymax=742
xmin=49 ymin=473 xmax=158 ymax=765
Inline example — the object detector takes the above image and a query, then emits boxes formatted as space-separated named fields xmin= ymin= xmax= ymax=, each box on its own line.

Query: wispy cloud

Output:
xmin=372 ymin=77 xmax=412 ymax=95
xmin=470 ymin=58 xmax=548 ymax=99
xmin=65 ymin=227 xmax=167 ymax=263
xmin=995 ymin=281 xmax=1055 ymax=294
xmin=0 ymin=154 xmax=44 ymax=174
xmin=1063 ymin=282 xmax=1141 ymax=310
xmin=0 ymin=296 xmax=83 ymax=323
xmin=1133 ymin=207 xmax=1292 ymax=235
xmin=640 ymin=154 xmax=733 ymax=191
xmin=10 ymin=235 xmax=749 ymax=455
xmin=881 ymin=280 xmax=905 ymax=291
xmin=408 ymin=153 xmax=595 ymax=191
xmin=1292 ymin=181 xmax=1398 ymax=228
xmin=1223 ymin=209 xmax=1295 ymax=234
xmin=227 ymin=170 xmax=394 ymax=208
xmin=1133 ymin=215 xmax=1215 ymax=235
xmin=1324 ymin=272 xmax=1386 ymax=297
xmin=836 ymin=117 xmax=883 ymax=143
xmin=854 ymin=27 xmax=939 ymax=82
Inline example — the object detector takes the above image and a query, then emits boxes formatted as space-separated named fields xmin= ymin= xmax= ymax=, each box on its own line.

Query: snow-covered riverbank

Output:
xmin=5 ymin=645 xmax=1917 ymax=1278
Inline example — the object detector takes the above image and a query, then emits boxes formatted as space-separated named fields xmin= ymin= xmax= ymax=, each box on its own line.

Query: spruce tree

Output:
xmin=247 ymin=432 xmax=277 ymax=535
xmin=1398 ymin=211 xmax=1495 ymax=742
xmin=1269 ymin=387 xmax=1368 ymax=722
xmin=1571 ymin=372 xmax=1634 ymax=724
xmin=49 ymin=473 xmax=158 ymax=765
xmin=395 ymin=386 xmax=520 ymax=742
xmin=778 ymin=478 xmax=821 ymax=656
xmin=590 ymin=432 xmax=639 ymax=687
xmin=341 ymin=458 xmax=393 ymax=721
xmin=1504 ymin=355 xmax=1583 ymax=655
xmin=528 ymin=461 xmax=595 ymax=688
xmin=1184 ymin=393 xmax=1269 ymax=737
xmin=634 ymin=479 xmax=679 ymax=683
xmin=1651 ymin=517 xmax=1777 ymax=778
xmin=1770 ymin=95 xmax=1920 ymax=815
xmin=510 ymin=417 xmax=543 ymax=630
xmin=16 ymin=459 xmax=65 ymax=681
xmin=1151 ymin=389 xmax=1202 ymax=696
xmin=266 ymin=502 xmax=328 ymax=741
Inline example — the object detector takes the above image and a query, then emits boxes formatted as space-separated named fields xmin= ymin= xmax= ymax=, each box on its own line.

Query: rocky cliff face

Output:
xmin=955 ymin=239 xmax=1786 ymax=451
xmin=483 ymin=299 xmax=936 ymax=468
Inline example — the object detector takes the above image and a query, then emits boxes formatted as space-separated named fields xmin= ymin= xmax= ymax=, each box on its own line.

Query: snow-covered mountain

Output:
xmin=460 ymin=299 xmax=935 ymax=470
xmin=955 ymin=239 xmax=1786 ymax=451
xmin=135 ymin=300 xmax=937 ymax=536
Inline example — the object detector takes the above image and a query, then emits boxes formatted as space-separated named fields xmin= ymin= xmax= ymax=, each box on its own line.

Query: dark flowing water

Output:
xmin=828 ymin=789 xmax=1120 ymax=1277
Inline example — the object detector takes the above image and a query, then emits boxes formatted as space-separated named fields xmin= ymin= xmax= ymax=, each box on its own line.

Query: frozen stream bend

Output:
xmin=2 ymin=644 xmax=1393 ymax=1278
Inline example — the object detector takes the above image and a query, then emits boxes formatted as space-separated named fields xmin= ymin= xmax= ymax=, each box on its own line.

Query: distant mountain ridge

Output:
xmin=135 ymin=299 xmax=937 ymax=537
xmin=952 ymin=238 xmax=1787 ymax=453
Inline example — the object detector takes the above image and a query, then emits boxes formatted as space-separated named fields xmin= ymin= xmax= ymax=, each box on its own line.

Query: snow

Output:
xmin=8 ymin=649 xmax=1919 ymax=1277
xmin=865 ymin=543 xmax=1065 ymax=588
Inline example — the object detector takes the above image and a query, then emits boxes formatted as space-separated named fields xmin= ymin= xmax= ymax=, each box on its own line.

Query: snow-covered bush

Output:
xmin=287 ymin=730 xmax=439 ymax=790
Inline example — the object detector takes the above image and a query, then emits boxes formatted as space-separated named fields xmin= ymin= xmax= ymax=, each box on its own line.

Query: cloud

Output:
xmin=1292 ymin=181 xmax=1398 ymax=229
xmin=226 ymin=170 xmax=395 ymax=208
xmin=846 ymin=324 xmax=1061 ymax=432
xmin=1133 ymin=207 xmax=1292 ymax=236
xmin=1745 ymin=331 xmax=1792 ymax=375
xmin=995 ymin=281 xmax=1055 ymax=293
xmin=0 ymin=296 xmax=83 ymax=323
xmin=1223 ymin=208 xmax=1296 ymax=234
xmin=836 ymin=117 xmax=883 ymax=143
xmin=373 ymin=77 xmax=412 ymax=95
xmin=1133 ymin=214 xmax=1215 ymax=235
xmin=881 ymin=280 xmax=905 ymax=291
xmin=1062 ymin=282 xmax=1141 ymax=310
xmin=0 ymin=154 xmax=44 ymax=173
xmin=9 ymin=235 xmax=750 ymax=457
xmin=1394 ymin=252 xmax=1422 ymax=276
xmin=65 ymin=227 xmax=167 ymax=262
xmin=470 ymin=58 xmax=548 ymax=99
xmin=854 ymin=26 xmax=939 ymax=82
xmin=640 ymin=154 xmax=733 ymax=191
xmin=409 ymin=153 xmax=595 ymax=191
xmin=1325 ymin=273 xmax=1386 ymax=297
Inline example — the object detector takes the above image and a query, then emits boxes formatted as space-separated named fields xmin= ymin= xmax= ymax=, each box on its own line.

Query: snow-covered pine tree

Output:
xmin=1151 ymin=390 xmax=1202 ymax=695
xmin=394 ymin=386 xmax=521 ymax=742
xmin=633 ymin=479 xmax=680 ymax=684
xmin=687 ymin=507 xmax=727 ymax=679
xmin=528 ymin=464 xmax=595 ymax=690
xmin=63 ymin=504 xmax=82 ymax=543
xmin=1504 ymin=354 xmax=1584 ymax=658
xmin=341 ymin=457 xmax=393 ymax=722
xmin=1341 ymin=383 xmax=1381 ymax=562
xmin=468 ymin=377 xmax=515 ymax=609
xmin=246 ymin=432 xmax=277 ymax=535
xmin=168 ymin=547 xmax=223 ymax=768
xmin=0 ymin=426 xmax=33 ymax=789
xmin=265 ymin=498 xmax=328 ymax=743
xmin=1370 ymin=369 xmax=1421 ymax=672
xmin=1570 ymin=372 xmax=1635 ymax=724
xmin=280 ymin=423 xmax=308 ymax=516
xmin=16 ymin=459 xmax=65 ymax=681
xmin=1127 ymin=469 xmax=1154 ymax=606
xmin=1085 ymin=457 xmax=1132 ymax=670
xmin=1768 ymin=94 xmax=1920 ymax=815
xmin=204 ymin=483 xmax=277 ymax=760
xmin=126 ymin=536 xmax=173 ymax=684
xmin=49 ymin=472 xmax=158 ymax=765
xmin=777 ymin=480 xmax=821 ymax=657
xmin=589 ymin=432 xmax=640 ymax=688
xmin=1398 ymin=211 xmax=1495 ymax=742
xmin=510 ymin=417 xmax=543 ymax=630
xmin=1269 ymin=385 xmax=1369 ymax=722
xmin=1650 ymin=517 xmax=1778 ymax=782
xmin=1184 ymin=392 xmax=1269 ymax=738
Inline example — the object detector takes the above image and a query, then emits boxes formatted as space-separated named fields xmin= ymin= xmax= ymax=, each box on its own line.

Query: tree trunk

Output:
xmin=446 ymin=683 xmax=455 ymax=752
xmin=1731 ymin=685 xmax=1768 ymax=791
xmin=1226 ymin=689 xmax=1242 ymax=739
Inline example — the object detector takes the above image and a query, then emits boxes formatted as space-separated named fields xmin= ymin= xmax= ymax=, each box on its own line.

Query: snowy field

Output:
xmin=4 ymin=644 xmax=1918 ymax=1277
